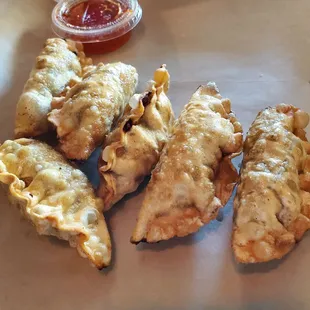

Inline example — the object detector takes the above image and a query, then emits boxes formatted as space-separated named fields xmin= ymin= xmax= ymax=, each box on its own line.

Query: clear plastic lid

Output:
xmin=51 ymin=0 xmax=142 ymax=43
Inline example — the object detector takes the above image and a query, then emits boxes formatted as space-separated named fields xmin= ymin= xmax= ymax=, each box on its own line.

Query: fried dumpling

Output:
xmin=131 ymin=82 xmax=243 ymax=243
xmin=15 ymin=38 xmax=91 ymax=138
xmin=48 ymin=62 xmax=138 ymax=160
xmin=0 ymin=139 xmax=111 ymax=269
xmin=233 ymin=104 xmax=310 ymax=263
xmin=98 ymin=65 xmax=174 ymax=210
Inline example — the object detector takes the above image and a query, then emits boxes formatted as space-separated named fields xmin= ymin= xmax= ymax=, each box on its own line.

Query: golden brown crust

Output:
xmin=0 ymin=139 xmax=111 ymax=269
xmin=131 ymin=82 xmax=243 ymax=243
xmin=232 ymin=104 xmax=310 ymax=263
xmin=48 ymin=62 xmax=138 ymax=160
xmin=15 ymin=38 xmax=91 ymax=138
xmin=98 ymin=65 xmax=174 ymax=210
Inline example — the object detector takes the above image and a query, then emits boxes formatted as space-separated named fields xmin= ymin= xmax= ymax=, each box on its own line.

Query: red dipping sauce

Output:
xmin=63 ymin=0 xmax=128 ymax=28
xmin=52 ymin=0 xmax=142 ymax=54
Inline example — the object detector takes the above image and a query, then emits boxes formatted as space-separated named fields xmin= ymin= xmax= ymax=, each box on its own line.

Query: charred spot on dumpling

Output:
xmin=36 ymin=58 xmax=47 ymax=69
xmin=23 ymin=177 xmax=33 ymax=187
xmin=142 ymin=92 xmax=153 ymax=107
xmin=123 ymin=119 xmax=133 ymax=133
xmin=267 ymin=133 xmax=279 ymax=142
xmin=134 ymin=174 xmax=145 ymax=184
xmin=115 ymin=146 xmax=126 ymax=157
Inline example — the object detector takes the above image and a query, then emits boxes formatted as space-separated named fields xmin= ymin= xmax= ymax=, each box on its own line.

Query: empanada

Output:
xmin=48 ymin=62 xmax=138 ymax=160
xmin=98 ymin=65 xmax=174 ymax=210
xmin=0 ymin=139 xmax=111 ymax=269
xmin=15 ymin=38 xmax=90 ymax=138
xmin=131 ymin=82 xmax=243 ymax=243
xmin=233 ymin=104 xmax=310 ymax=263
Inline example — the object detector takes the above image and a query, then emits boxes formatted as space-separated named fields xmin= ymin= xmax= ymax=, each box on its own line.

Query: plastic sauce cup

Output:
xmin=51 ymin=0 xmax=142 ymax=54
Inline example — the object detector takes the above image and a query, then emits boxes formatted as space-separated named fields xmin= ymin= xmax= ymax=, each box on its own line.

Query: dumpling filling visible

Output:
xmin=98 ymin=65 xmax=174 ymax=210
